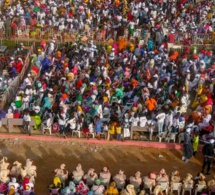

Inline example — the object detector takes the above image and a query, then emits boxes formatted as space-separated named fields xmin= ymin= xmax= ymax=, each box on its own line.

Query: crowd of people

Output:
xmin=0 ymin=0 xmax=215 ymax=44
xmin=0 ymin=43 xmax=28 ymax=99
xmin=0 ymin=157 xmax=36 ymax=195
xmin=49 ymin=163 xmax=215 ymax=195
xmin=0 ymin=0 xmax=214 ymax=156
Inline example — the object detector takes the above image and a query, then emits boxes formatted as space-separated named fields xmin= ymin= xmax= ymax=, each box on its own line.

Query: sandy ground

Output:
xmin=0 ymin=138 xmax=207 ymax=194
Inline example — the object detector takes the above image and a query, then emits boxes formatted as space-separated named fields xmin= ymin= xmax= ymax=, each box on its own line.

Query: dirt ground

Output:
xmin=0 ymin=138 xmax=207 ymax=194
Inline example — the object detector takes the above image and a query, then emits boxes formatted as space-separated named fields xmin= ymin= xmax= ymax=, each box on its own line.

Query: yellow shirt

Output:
xmin=116 ymin=127 xmax=122 ymax=134
xmin=109 ymin=125 xmax=115 ymax=135
xmin=103 ymin=96 xmax=109 ymax=103
xmin=77 ymin=105 xmax=83 ymax=113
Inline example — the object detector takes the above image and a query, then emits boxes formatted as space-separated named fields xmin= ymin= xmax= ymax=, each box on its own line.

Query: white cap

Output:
xmin=210 ymin=139 xmax=215 ymax=144
xmin=186 ymin=128 xmax=191 ymax=133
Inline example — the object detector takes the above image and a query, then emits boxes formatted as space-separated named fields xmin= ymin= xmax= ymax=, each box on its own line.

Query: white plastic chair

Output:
xmin=170 ymin=182 xmax=182 ymax=195
xmin=72 ymin=130 xmax=81 ymax=138
xmin=166 ymin=133 xmax=177 ymax=143
xmin=158 ymin=181 xmax=169 ymax=195
xmin=194 ymin=184 xmax=206 ymax=195
xmin=86 ymin=132 xmax=95 ymax=139
xmin=49 ymin=188 xmax=60 ymax=195
xmin=41 ymin=118 xmax=53 ymax=135
xmin=143 ymin=181 xmax=153 ymax=194
xmin=41 ymin=123 xmax=52 ymax=135
xmin=178 ymin=133 xmax=185 ymax=143
xmin=156 ymin=131 xmax=168 ymax=142
xmin=100 ymin=132 xmax=107 ymax=139
xmin=182 ymin=183 xmax=193 ymax=195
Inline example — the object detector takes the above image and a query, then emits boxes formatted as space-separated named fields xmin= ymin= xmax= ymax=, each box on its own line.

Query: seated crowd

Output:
xmin=50 ymin=163 xmax=215 ymax=195
xmin=1 ymin=37 xmax=214 ymax=144
xmin=0 ymin=43 xmax=28 ymax=95
xmin=0 ymin=156 xmax=36 ymax=195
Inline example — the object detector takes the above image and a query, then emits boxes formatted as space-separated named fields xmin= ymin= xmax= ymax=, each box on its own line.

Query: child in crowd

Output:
xmin=108 ymin=121 xmax=115 ymax=141
xmin=103 ymin=122 xmax=109 ymax=138
xmin=23 ymin=110 xmax=31 ymax=136
xmin=116 ymin=123 xmax=122 ymax=141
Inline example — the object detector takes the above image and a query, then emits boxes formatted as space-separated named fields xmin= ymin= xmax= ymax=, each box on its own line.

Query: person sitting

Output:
xmin=170 ymin=171 xmax=181 ymax=183
xmin=200 ymin=120 xmax=214 ymax=137
xmin=8 ymin=177 xmax=20 ymax=193
xmin=6 ymin=109 xmax=14 ymax=118
xmin=129 ymin=171 xmax=142 ymax=192
xmin=72 ymin=164 xmax=84 ymax=185
xmin=99 ymin=167 xmax=111 ymax=187
xmin=208 ymin=174 xmax=215 ymax=190
xmin=76 ymin=181 xmax=89 ymax=195
xmin=156 ymin=169 xmax=169 ymax=182
xmin=104 ymin=181 xmax=119 ymax=195
xmin=113 ymin=170 xmax=126 ymax=190
xmin=143 ymin=172 xmax=157 ymax=187
xmin=66 ymin=114 xmax=77 ymax=137
xmin=20 ymin=175 xmax=34 ymax=192
xmin=83 ymin=168 xmax=98 ymax=187
xmin=198 ymin=111 xmax=212 ymax=130
xmin=61 ymin=181 xmax=76 ymax=195
xmin=91 ymin=179 xmax=105 ymax=195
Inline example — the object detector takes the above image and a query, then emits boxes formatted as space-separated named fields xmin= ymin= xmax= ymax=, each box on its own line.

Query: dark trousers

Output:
xmin=59 ymin=125 xmax=66 ymax=135
xmin=116 ymin=133 xmax=121 ymax=140
xmin=23 ymin=121 xmax=30 ymax=135
xmin=202 ymin=157 xmax=213 ymax=174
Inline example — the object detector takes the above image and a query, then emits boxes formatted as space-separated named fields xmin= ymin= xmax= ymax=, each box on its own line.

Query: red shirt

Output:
xmin=16 ymin=61 xmax=23 ymax=73
xmin=168 ymin=34 xmax=175 ymax=43
xmin=14 ymin=112 xmax=21 ymax=118
xmin=76 ymin=80 xmax=83 ymax=89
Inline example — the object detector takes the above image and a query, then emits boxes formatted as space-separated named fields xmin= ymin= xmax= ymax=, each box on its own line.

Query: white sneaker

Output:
xmin=185 ymin=159 xmax=189 ymax=163
xmin=182 ymin=156 xmax=186 ymax=161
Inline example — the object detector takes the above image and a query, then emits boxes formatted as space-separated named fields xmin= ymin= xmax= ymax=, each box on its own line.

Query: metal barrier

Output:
xmin=168 ymin=44 xmax=215 ymax=52
xmin=0 ymin=43 xmax=35 ymax=109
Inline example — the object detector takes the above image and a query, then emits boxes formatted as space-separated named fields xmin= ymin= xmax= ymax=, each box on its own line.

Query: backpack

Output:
xmin=202 ymin=144 xmax=214 ymax=156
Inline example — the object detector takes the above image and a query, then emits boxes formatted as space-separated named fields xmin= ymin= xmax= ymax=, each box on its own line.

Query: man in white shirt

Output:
xmin=23 ymin=110 xmax=31 ymax=136
xmin=199 ymin=113 xmax=212 ymax=130
xmin=58 ymin=111 xmax=67 ymax=138
xmin=164 ymin=111 xmax=173 ymax=131
xmin=156 ymin=110 xmax=166 ymax=134
xmin=139 ymin=114 xmax=147 ymax=127
xmin=66 ymin=116 xmax=77 ymax=136
xmin=129 ymin=114 xmax=139 ymax=127
xmin=172 ymin=113 xmax=180 ymax=133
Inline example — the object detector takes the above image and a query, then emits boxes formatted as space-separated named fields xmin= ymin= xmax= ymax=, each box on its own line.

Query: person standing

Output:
xmin=145 ymin=96 xmax=157 ymax=115
xmin=116 ymin=123 xmax=122 ymax=141
xmin=201 ymin=139 xmax=215 ymax=175
xmin=94 ymin=116 xmax=102 ymax=140
xmin=23 ymin=110 xmax=31 ymax=136
xmin=156 ymin=110 xmax=166 ymax=134
xmin=182 ymin=128 xmax=193 ymax=163
xmin=5 ymin=17 xmax=12 ymax=39
xmin=58 ymin=110 xmax=67 ymax=138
